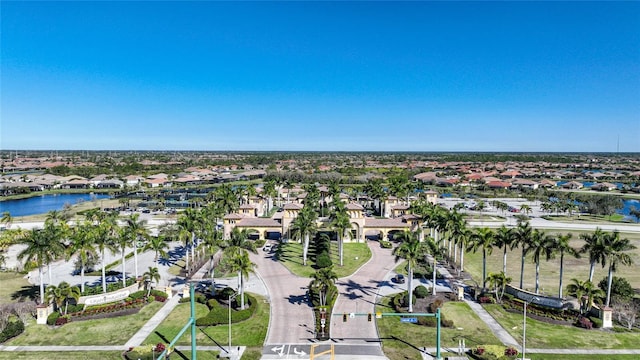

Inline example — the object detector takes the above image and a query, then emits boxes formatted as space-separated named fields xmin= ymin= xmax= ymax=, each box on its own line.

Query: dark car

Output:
xmin=392 ymin=274 xmax=405 ymax=284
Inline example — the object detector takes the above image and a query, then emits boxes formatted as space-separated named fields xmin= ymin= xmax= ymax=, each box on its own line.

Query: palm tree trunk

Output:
xmin=519 ymin=249 xmax=525 ymax=289
xmin=432 ymin=257 xmax=437 ymax=296
xmin=606 ymin=265 xmax=614 ymax=307
xmin=102 ymin=249 xmax=107 ymax=293
xmin=191 ymin=232 xmax=196 ymax=265
xmin=239 ymin=271 xmax=245 ymax=310
xmin=122 ymin=248 xmax=127 ymax=287
xmin=210 ymin=256 xmax=216 ymax=296
xmin=133 ymin=240 xmax=139 ymax=280
xmin=588 ymin=262 xmax=595 ymax=283
xmin=80 ymin=259 xmax=85 ymax=293
xmin=339 ymin=235 xmax=344 ymax=266
xmin=482 ymin=249 xmax=487 ymax=290
xmin=459 ymin=243 xmax=465 ymax=272
xmin=558 ymin=252 xmax=565 ymax=298
xmin=303 ymin=233 xmax=309 ymax=266
xmin=502 ymin=247 xmax=508 ymax=276
xmin=408 ymin=264 xmax=414 ymax=313
xmin=48 ymin=264 xmax=53 ymax=286
xmin=535 ymin=262 xmax=540 ymax=294
xmin=38 ymin=266 xmax=45 ymax=304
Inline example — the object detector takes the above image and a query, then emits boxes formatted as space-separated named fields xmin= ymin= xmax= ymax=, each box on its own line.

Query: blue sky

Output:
xmin=2 ymin=1 xmax=639 ymax=152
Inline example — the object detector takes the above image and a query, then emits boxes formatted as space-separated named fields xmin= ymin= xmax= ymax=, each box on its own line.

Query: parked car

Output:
xmin=263 ymin=244 xmax=273 ymax=252
xmin=392 ymin=274 xmax=405 ymax=284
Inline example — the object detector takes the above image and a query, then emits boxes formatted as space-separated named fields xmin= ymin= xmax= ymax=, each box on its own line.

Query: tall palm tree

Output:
xmin=486 ymin=272 xmax=512 ymax=303
xmin=566 ymin=278 xmax=604 ymax=315
xmin=579 ymin=228 xmax=607 ymax=282
xmin=68 ymin=222 xmax=97 ymax=293
xmin=527 ymin=229 xmax=554 ymax=294
xmin=202 ymin=228 xmax=223 ymax=291
xmin=115 ymin=226 xmax=132 ymax=287
xmin=123 ymin=213 xmax=150 ymax=279
xmin=94 ymin=212 xmax=118 ymax=293
xmin=549 ymin=233 xmax=579 ymax=298
xmin=42 ymin=217 xmax=69 ymax=285
xmin=222 ymin=247 xmax=255 ymax=310
xmin=602 ymin=231 xmax=636 ymax=306
xmin=393 ymin=230 xmax=428 ymax=313
xmin=18 ymin=228 xmax=64 ymax=304
xmin=141 ymin=266 xmax=161 ymax=296
xmin=309 ymin=266 xmax=338 ymax=307
xmin=263 ymin=180 xmax=277 ymax=213
xmin=177 ymin=208 xmax=203 ymax=271
xmin=0 ymin=211 xmax=12 ymax=229
xmin=226 ymin=228 xmax=258 ymax=254
xmin=330 ymin=200 xmax=351 ymax=267
xmin=144 ymin=235 xmax=170 ymax=265
xmin=494 ymin=225 xmax=515 ymax=276
xmin=513 ymin=221 xmax=532 ymax=289
xmin=290 ymin=206 xmax=318 ymax=266
xmin=467 ymin=227 xmax=496 ymax=290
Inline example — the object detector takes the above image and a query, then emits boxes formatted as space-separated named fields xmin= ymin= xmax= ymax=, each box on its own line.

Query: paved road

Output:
xmin=330 ymin=240 xmax=397 ymax=345
xmin=250 ymin=245 xmax=315 ymax=344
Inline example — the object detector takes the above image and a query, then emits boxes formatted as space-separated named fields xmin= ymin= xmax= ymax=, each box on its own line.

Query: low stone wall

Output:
xmin=78 ymin=283 xmax=140 ymax=306
xmin=505 ymin=285 xmax=565 ymax=309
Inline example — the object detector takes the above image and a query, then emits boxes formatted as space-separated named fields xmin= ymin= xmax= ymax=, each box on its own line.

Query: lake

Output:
xmin=0 ymin=193 xmax=111 ymax=217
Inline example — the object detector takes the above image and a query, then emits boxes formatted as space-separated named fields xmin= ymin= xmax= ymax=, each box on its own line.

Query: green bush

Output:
xmin=379 ymin=241 xmax=392 ymax=249
xmin=0 ymin=320 xmax=25 ymax=342
xmin=66 ymin=304 xmax=84 ymax=313
xmin=129 ymin=290 xmax=147 ymax=300
xmin=414 ymin=285 xmax=429 ymax=298
xmin=196 ymin=294 xmax=257 ymax=326
xmin=47 ymin=311 xmax=60 ymax=326
xmin=216 ymin=287 xmax=236 ymax=300
xmin=402 ymin=293 xmax=416 ymax=307
xmin=316 ymin=251 xmax=332 ymax=269
xmin=589 ymin=316 xmax=603 ymax=329
xmin=254 ymin=239 xmax=266 ymax=247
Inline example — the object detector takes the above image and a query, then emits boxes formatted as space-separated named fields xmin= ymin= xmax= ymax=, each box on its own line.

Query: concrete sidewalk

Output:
xmin=463 ymin=299 xmax=520 ymax=348
xmin=125 ymin=294 xmax=182 ymax=348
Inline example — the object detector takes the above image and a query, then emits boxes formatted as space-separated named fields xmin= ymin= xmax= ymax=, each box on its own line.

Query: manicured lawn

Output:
xmin=277 ymin=242 xmax=371 ymax=278
xmin=462 ymin=228 xmax=640 ymax=295
xmin=144 ymin=293 xmax=269 ymax=347
xmin=376 ymin=296 xmax=501 ymax=360
xmin=5 ymin=301 xmax=164 ymax=345
xmin=483 ymin=304 xmax=640 ymax=349
xmin=0 ymin=272 xmax=34 ymax=304
xmin=527 ymin=355 xmax=640 ymax=360
xmin=0 ymin=352 xmax=124 ymax=359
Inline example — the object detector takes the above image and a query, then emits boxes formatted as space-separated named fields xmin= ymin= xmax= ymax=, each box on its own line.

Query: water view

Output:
xmin=0 ymin=193 xmax=111 ymax=217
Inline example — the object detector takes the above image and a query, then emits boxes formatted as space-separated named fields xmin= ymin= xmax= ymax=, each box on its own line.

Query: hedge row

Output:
xmin=196 ymin=293 xmax=257 ymax=326
xmin=0 ymin=321 xmax=25 ymax=343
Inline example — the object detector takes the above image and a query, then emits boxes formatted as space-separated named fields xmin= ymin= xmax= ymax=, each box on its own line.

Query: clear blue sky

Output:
xmin=2 ymin=1 xmax=639 ymax=152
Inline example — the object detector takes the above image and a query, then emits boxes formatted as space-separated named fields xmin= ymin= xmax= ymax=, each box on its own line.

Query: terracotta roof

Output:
xmin=346 ymin=203 xmax=364 ymax=210
xmin=238 ymin=218 xmax=281 ymax=228
xmin=224 ymin=213 xmax=244 ymax=220
xmin=364 ymin=218 xmax=409 ymax=228
xmin=283 ymin=203 xmax=303 ymax=210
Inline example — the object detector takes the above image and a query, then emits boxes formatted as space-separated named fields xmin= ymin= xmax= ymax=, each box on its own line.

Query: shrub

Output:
xmin=316 ymin=251 xmax=332 ymax=269
xmin=589 ymin=316 xmax=603 ymax=329
xmin=0 ymin=320 xmax=25 ymax=343
xmin=479 ymin=296 xmax=495 ymax=304
xmin=217 ymin=287 xmax=236 ymax=300
xmin=474 ymin=346 xmax=485 ymax=355
xmin=402 ymin=293 xmax=416 ymax=307
xmin=414 ymin=285 xmax=429 ymax=299
xmin=379 ymin=240 xmax=392 ymax=249
xmin=47 ymin=311 xmax=60 ymax=326
xmin=578 ymin=316 xmax=593 ymax=330
xmin=254 ymin=239 xmax=266 ymax=247
xmin=196 ymin=294 xmax=257 ymax=326
xmin=55 ymin=315 xmax=70 ymax=326
xmin=505 ymin=347 xmax=518 ymax=356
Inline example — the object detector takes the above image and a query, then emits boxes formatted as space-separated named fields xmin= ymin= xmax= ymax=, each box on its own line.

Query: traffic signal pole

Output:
xmin=335 ymin=309 xmax=442 ymax=360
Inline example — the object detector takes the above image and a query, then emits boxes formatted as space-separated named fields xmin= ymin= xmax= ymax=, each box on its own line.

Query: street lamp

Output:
xmin=228 ymin=291 xmax=239 ymax=359
xmin=522 ymin=296 xmax=540 ymax=360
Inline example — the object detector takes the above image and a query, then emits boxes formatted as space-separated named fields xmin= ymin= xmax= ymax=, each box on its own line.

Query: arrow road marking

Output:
xmin=293 ymin=347 xmax=306 ymax=356
xmin=270 ymin=345 xmax=285 ymax=356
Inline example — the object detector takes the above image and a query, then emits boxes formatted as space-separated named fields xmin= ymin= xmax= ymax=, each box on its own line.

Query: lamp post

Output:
xmin=229 ymin=291 xmax=239 ymax=359
xmin=522 ymin=297 xmax=539 ymax=360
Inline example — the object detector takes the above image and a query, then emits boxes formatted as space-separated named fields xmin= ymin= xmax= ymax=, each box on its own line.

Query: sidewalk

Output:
xmin=463 ymin=299 xmax=520 ymax=348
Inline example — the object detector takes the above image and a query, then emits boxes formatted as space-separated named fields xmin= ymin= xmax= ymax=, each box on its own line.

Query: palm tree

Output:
xmin=579 ymin=228 xmax=607 ymax=282
xmin=177 ymin=208 xmax=203 ymax=271
xmin=494 ymin=225 xmax=515 ymax=276
xmin=45 ymin=283 xmax=65 ymax=313
xmin=527 ymin=229 xmax=554 ymax=294
xmin=58 ymin=281 xmax=80 ymax=315
xmin=0 ymin=211 xmax=12 ymax=229
xmin=290 ymin=206 xmax=318 ymax=266
xmin=222 ymin=247 xmax=255 ymax=310
xmin=602 ymin=231 xmax=636 ymax=306
xmin=486 ymin=272 xmax=512 ymax=303
xmin=549 ymin=233 xmax=579 ymax=298
xmin=226 ymin=228 xmax=258 ymax=254
xmin=330 ymin=201 xmax=351 ymax=267
xmin=263 ymin=180 xmax=277 ymax=213
xmin=68 ymin=222 xmax=97 ymax=293
xmin=42 ymin=217 xmax=69 ymax=285
xmin=513 ymin=221 xmax=532 ymax=289
xmin=141 ymin=266 xmax=161 ymax=296
xmin=566 ymin=278 xmax=604 ymax=315
xmin=309 ymin=266 xmax=338 ymax=307
xmin=467 ymin=227 xmax=495 ymax=290
xmin=393 ymin=230 xmax=428 ymax=313
xmin=202 ymin=228 xmax=223 ymax=291
xmin=123 ymin=213 xmax=150 ymax=280
xmin=519 ymin=204 xmax=532 ymax=216
xmin=94 ymin=213 xmax=118 ymax=293
xmin=144 ymin=235 xmax=170 ymax=265
xmin=18 ymin=228 xmax=64 ymax=304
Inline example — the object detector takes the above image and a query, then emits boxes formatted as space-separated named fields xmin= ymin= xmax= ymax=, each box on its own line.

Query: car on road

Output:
xmin=392 ymin=274 xmax=405 ymax=284
xmin=263 ymin=244 xmax=273 ymax=252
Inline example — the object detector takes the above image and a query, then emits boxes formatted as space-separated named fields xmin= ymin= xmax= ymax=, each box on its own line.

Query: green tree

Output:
xmin=18 ymin=228 xmax=65 ymax=304
xmin=0 ymin=211 xmax=12 ymax=229
xmin=330 ymin=200 xmax=351 ymax=267
xmin=579 ymin=228 xmax=607 ymax=283
xmin=94 ymin=212 xmax=119 ymax=293
xmin=58 ymin=281 xmax=81 ymax=315
xmin=494 ymin=225 xmax=515 ymax=277
xmin=290 ymin=206 xmax=318 ymax=266
xmin=67 ymin=222 xmax=97 ymax=293
xmin=393 ymin=230 xmax=428 ymax=313
xmin=144 ymin=235 xmax=170 ymax=265
xmin=549 ymin=233 xmax=579 ymax=298
xmin=222 ymin=247 xmax=255 ymax=310
xmin=513 ymin=221 xmax=532 ymax=289
xmin=566 ymin=278 xmax=604 ymax=315
xmin=226 ymin=228 xmax=257 ymax=254
xmin=467 ymin=227 xmax=495 ymax=290
xmin=123 ymin=213 xmax=150 ymax=279
xmin=309 ymin=266 xmax=338 ymax=307
xmin=141 ymin=266 xmax=161 ymax=296
xmin=598 ymin=276 xmax=634 ymax=302
xmin=486 ymin=272 xmax=512 ymax=303
xmin=527 ymin=229 xmax=554 ymax=294
xmin=602 ymin=231 xmax=636 ymax=307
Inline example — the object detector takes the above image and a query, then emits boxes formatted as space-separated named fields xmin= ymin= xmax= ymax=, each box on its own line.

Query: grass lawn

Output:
xmin=0 ymin=352 xmax=124 ymax=360
xmin=376 ymin=296 xmax=501 ymax=360
xmin=483 ymin=304 xmax=640 ymax=349
xmin=5 ymin=301 xmax=164 ymax=346
xmin=0 ymin=272 xmax=34 ymax=304
xmin=462 ymin=228 xmax=640 ymax=294
xmin=542 ymin=214 xmax=633 ymax=224
xmin=277 ymin=242 xmax=371 ymax=278
xmin=526 ymin=355 xmax=640 ymax=360
xmin=144 ymin=293 xmax=269 ymax=347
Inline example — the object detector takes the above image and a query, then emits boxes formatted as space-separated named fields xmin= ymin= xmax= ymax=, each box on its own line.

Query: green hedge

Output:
xmin=0 ymin=321 xmax=25 ymax=342
xmin=196 ymin=293 xmax=257 ymax=326
xmin=254 ymin=239 xmax=266 ymax=247
xmin=379 ymin=241 xmax=392 ymax=249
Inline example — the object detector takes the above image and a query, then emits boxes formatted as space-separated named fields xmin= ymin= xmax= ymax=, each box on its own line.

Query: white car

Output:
xmin=263 ymin=244 xmax=272 ymax=252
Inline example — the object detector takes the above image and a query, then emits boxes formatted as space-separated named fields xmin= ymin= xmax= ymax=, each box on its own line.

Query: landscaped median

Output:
xmin=276 ymin=242 xmax=371 ymax=278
